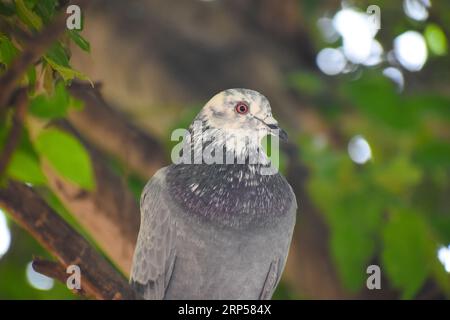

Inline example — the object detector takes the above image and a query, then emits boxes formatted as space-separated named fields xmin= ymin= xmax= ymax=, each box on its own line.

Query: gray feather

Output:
xmin=130 ymin=167 xmax=177 ymax=299
xmin=131 ymin=164 xmax=296 ymax=299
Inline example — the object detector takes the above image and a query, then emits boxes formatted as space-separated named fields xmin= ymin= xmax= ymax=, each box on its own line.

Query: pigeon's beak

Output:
xmin=253 ymin=114 xmax=288 ymax=141
xmin=266 ymin=123 xmax=288 ymax=141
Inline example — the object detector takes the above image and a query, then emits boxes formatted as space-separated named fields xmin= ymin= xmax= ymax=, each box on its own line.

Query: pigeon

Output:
xmin=130 ymin=88 xmax=297 ymax=299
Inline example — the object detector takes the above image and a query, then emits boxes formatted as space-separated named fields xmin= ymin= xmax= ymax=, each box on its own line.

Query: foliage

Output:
xmin=0 ymin=0 xmax=93 ymax=298
xmin=0 ymin=0 xmax=93 ymax=190
xmin=291 ymin=0 xmax=450 ymax=298
xmin=296 ymin=72 xmax=450 ymax=297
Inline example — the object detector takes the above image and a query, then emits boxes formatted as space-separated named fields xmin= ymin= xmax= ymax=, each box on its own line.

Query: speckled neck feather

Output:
xmin=166 ymin=163 xmax=293 ymax=229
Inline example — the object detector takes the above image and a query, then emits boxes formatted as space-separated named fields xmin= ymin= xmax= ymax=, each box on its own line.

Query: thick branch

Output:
xmin=0 ymin=0 xmax=89 ymax=108
xmin=39 ymin=121 xmax=141 ymax=275
xmin=68 ymin=82 xmax=166 ymax=177
xmin=0 ymin=181 xmax=139 ymax=300
xmin=0 ymin=89 xmax=28 ymax=177
xmin=32 ymin=257 xmax=88 ymax=297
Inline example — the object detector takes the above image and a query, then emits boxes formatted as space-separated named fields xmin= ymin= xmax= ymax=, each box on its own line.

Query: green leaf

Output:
xmin=44 ymin=42 xmax=91 ymax=84
xmin=34 ymin=0 xmax=57 ymax=23
xmin=68 ymin=30 xmax=90 ymax=52
xmin=128 ymin=174 xmax=146 ymax=201
xmin=429 ymin=215 xmax=450 ymax=244
xmin=6 ymin=129 xmax=46 ymax=185
xmin=0 ymin=2 xmax=15 ymax=16
xmin=42 ymin=63 xmax=54 ymax=95
xmin=7 ymin=149 xmax=46 ymax=185
xmin=425 ymin=24 xmax=448 ymax=56
xmin=340 ymin=73 xmax=418 ymax=130
xmin=45 ymin=42 xmax=70 ymax=67
xmin=404 ymin=94 xmax=450 ymax=120
xmin=15 ymin=0 xmax=43 ymax=30
xmin=329 ymin=191 xmax=383 ymax=291
xmin=45 ymin=56 xmax=91 ymax=84
xmin=29 ymin=81 xmax=70 ymax=118
xmin=374 ymin=156 xmax=423 ymax=195
xmin=415 ymin=140 xmax=450 ymax=169
xmin=0 ymin=36 xmax=19 ymax=66
xmin=34 ymin=128 xmax=95 ymax=190
xmin=382 ymin=209 xmax=432 ymax=299
xmin=69 ymin=95 xmax=84 ymax=110
xmin=26 ymin=66 xmax=36 ymax=89
xmin=305 ymin=141 xmax=385 ymax=292
xmin=331 ymin=227 xmax=375 ymax=291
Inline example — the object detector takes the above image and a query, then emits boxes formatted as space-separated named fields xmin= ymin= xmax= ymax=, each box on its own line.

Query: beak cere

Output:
xmin=267 ymin=123 xmax=288 ymax=141
xmin=252 ymin=114 xmax=288 ymax=141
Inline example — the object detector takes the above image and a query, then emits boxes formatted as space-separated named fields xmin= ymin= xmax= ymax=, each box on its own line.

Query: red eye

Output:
xmin=235 ymin=102 xmax=249 ymax=115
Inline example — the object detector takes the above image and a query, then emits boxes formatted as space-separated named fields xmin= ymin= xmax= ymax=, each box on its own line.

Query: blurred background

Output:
xmin=1 ymin=0 xmax=449 ymax=299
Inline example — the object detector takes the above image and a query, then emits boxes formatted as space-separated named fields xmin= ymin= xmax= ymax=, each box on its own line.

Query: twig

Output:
xmin=0 ymin=0 xmax=89 ymax=109
xmin=0 ymin=89 xmax=28 ymax=177
xmin=32 ymin=257 xmax=88 ymax=297
xmin=0 ymin=181 xmax=140 ymax=300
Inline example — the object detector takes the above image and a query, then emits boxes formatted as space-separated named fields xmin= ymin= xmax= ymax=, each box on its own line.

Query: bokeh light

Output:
xmin=317 ymin=7 xmax=385 ymax=75
xmin=383 ymin=67 xmax=405 ymax=92
xmin=364 ymin=40 xmax=384 ymax=66
xmin=26 ymin=262 xmax=54 ymax=290
xmin=403 ymin=0 xmax=430 ymax=21
xmin=0 ymin=209 xmax=11 ymax=259
xmin=348 ymin=135 xmax=372 ymax=164
xmin=316 ymin=47 xmax=346 ymax=75
xmin=394 ymin=31 xmax=428 ymax=71
xmin=333 ymin=8 xmax=379 ymax=64
xmin=437 ymin=245 xmax=450 ymax=273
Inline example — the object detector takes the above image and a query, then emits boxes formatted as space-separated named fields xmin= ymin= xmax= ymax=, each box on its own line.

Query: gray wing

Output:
xmin=130 ymin=167 xmax=177 ymax=299
xmin=259 ymin=258 xmax=281 ymax=300
xmin=260 ymin=188 xmax=297 ymax=300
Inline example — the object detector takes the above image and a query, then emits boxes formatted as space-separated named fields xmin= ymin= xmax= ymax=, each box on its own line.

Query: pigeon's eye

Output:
xmin=235 ymin=102 xmax=249 ymax=115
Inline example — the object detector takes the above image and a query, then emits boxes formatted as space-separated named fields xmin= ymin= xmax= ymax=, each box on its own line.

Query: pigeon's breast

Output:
xmin=166 ymin=164 xmax=295 ymax=230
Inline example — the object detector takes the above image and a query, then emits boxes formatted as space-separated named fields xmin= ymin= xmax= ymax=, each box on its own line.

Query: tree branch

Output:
xmin=68 ymin=82 xmax=166 ymax=177
xmin=32 ymin=257 xmax=88 ymax=297
xmin=0 ymin=0 xmax=89 ymax=109
xmin=50 ymin=82 xmax=167 ymax=275
xmin=39 ymin=121 xmax=141 ymax=275
xmin=0 ymin=181 xmax=140 ymax=300
xmin=0 ymin=88 xmax=28 ymax=177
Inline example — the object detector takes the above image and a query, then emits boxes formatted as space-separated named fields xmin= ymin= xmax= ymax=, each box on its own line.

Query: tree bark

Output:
xmin=0 ymin=181 xmax=140 ymax=299
xmin=0 ymin=89 xmax=28 ymax=177
xmin=40 ymin=122 xmax=141 ymax=275
xmin=0 ymin=0 xmax=89 ymax=109
xmin=68 ymin=82 xmax=166 ymax=177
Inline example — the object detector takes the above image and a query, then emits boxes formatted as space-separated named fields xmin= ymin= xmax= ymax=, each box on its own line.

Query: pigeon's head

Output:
xmin=197 ymin=88 xmax=287 ymax=141
xmin=181 ymin=89 xmax=287 ymax=168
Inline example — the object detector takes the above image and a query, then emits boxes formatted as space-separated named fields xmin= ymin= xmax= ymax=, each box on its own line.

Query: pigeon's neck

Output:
xmin=177 ymin=118 xmax=270 ymax=166
xmin=165 ymin=163 xmax=294 ymax=229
